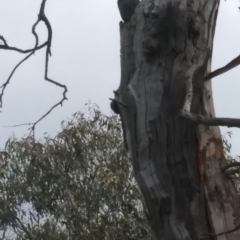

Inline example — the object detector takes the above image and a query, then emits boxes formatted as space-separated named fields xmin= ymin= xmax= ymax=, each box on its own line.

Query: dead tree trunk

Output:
xmin=115 ymin=0 xmax=240 ymax=239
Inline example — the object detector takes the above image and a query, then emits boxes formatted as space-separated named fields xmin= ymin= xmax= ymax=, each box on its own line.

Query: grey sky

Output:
xmin=0 ymin=0 xmax=240 ymax=155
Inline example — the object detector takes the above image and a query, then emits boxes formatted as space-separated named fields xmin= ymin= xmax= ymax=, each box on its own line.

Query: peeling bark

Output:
xmin=115 ymin=0 xmax=240 ymax=239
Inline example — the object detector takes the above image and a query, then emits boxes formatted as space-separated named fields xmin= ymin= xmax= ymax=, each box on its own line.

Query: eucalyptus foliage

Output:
xmin=222 ymin=132 xmax=240 ymax=193
xmin=0 ymin=104 xmax=152 ymax=240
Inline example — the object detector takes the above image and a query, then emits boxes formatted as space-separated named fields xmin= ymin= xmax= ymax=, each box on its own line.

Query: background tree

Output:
xmin=113 ymin=0 xmax=240 ymax=239
xmin=0 ymin=104 xmax=152 ymax=240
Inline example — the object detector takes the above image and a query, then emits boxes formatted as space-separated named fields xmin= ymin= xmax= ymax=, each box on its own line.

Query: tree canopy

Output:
xmin=0 ymin=104 xmax=152 ymax=239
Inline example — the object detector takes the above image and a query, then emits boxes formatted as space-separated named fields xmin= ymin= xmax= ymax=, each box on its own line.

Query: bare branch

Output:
xmin=29 ymin=89 xmax=67 ymax=134
xmin=27 ymin=0 xmax=68 ymax=134
xmin=204 ymin=54 xmax=240 ymax=81
xmin=180 ymin=111 xmax=240 ymax=128
xmin=0 ymin=52 xmax=34 ymax=108
xmin=0 ymin=36 xmax=8 ymax=46
xmin=4 ymin=122 xmax=34 ymax=128
xmin=31 ymin=0 xmax=47 ymax=52
xmin=0 ymin=41 xmax=47 ymax=53
xmin=0 ymin=36 xmax=47 ymax=108
xmin=200 ymin=223 xmax=240 ymax=239
xmin=1 ymin=0 xmax=68 ymax=134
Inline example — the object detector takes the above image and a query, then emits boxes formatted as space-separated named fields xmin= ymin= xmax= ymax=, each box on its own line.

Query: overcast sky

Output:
xmin=0 ymin=0 xmax=240 ymax=155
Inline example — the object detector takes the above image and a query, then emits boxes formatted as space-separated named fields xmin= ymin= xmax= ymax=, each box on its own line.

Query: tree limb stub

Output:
xmin=204 ymin=54 xmax=240 ymax=81
xmin=180 ymin=111 xmax=240 ymax=128
xmin=109 ymin=98 xmax=127 ymax=109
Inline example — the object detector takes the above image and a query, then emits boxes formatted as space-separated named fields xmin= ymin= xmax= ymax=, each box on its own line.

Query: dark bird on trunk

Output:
xmin=118 ymin=0 xmax=139 ymax=23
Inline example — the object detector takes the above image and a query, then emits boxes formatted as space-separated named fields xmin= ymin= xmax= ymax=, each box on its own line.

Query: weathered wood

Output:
xmin=116 ymin=0 xmax=240 ymax=239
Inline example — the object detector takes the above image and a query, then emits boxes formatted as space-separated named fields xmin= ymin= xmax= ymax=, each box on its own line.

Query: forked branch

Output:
xmin=0 ymin=0 xmax=68 ymax=135
xmin=27 ymin=0 xmax=68 ymax=134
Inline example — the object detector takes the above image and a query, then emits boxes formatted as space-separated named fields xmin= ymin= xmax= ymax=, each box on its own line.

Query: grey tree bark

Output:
xmin=115 ymin=0 xmax=240 ymax=239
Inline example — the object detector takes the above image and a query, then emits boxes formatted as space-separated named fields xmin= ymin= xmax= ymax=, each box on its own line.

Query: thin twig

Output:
xmin=0 ymin=41 xmax=47 ymax=53
xmin=200 ymin=222 xmax=240 ymax=239
xmin=180 ymin=111 xmax=240 ymax=128
xmin=204 ymin=54 xmax=240 ymax=81
xmin=4 ymin=122 xmax=34 ymax=127
xmin=0 ymin=38 xmax=47 ymax=108
xmin=0 ymin=36 xmax=8 ymax=46
xmin=29 ymin=92 xmax=67 ymax=134
xmin=0 ymin=52 xmax=34 ymax=108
